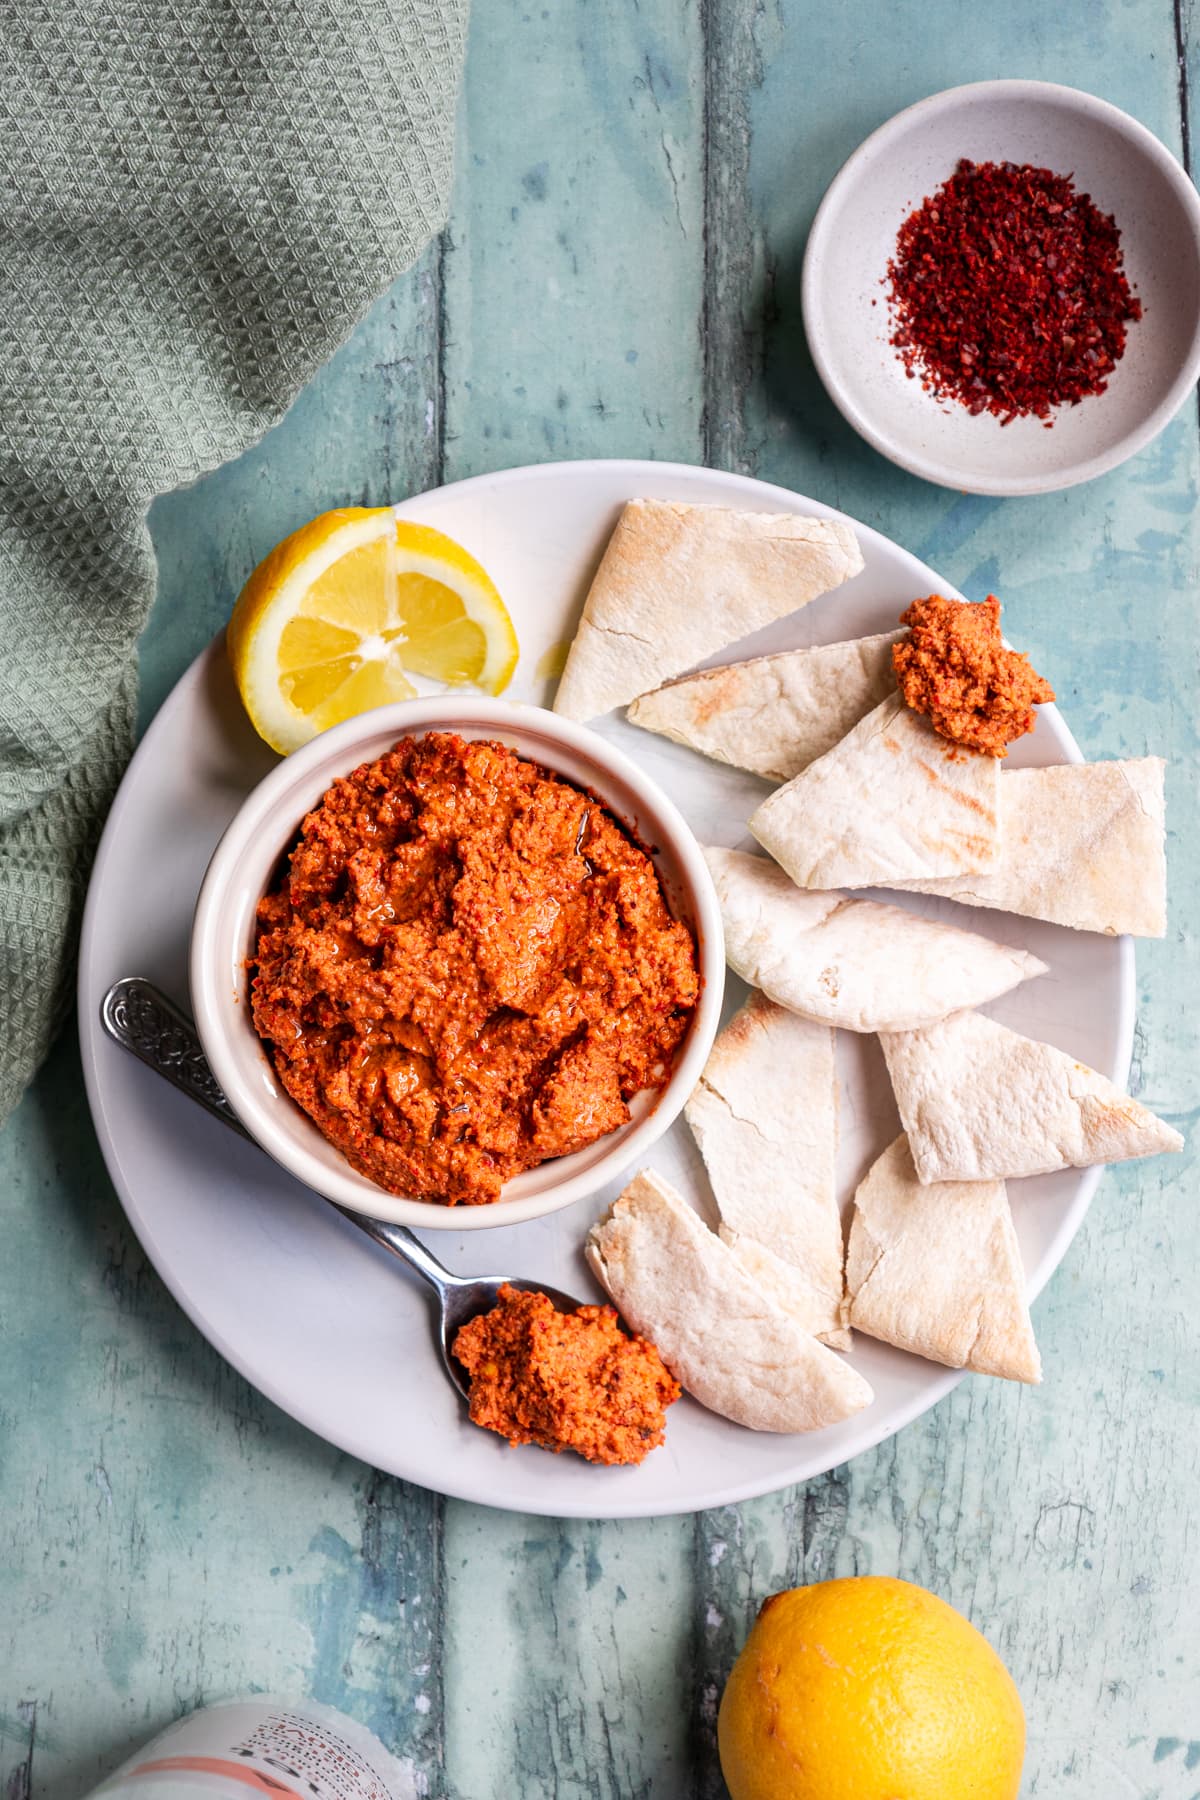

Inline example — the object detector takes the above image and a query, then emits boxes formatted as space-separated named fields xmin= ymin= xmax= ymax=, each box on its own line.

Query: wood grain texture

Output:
xmin=442 ymin=1510 xmax=694 ymax=1799
xmin=440 ymin=12 xmax=704 ymax=1787
xmin=441 ymin=0 xmax=705 ymax=476
xmin=2 ymin=2 xmax=1197 ymax=1797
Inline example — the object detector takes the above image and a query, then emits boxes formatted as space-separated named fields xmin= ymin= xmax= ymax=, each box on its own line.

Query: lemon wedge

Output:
xmin=227 ymin=508 xmax=519 ymax=753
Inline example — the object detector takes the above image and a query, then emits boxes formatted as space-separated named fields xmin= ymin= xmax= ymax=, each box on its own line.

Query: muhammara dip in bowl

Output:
xmin=190 ymin=698 xmax=724 ymax=1230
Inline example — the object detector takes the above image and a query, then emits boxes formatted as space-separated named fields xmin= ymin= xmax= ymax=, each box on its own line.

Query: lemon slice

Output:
xmin=227 ymin=508 xmax=519 ymax=753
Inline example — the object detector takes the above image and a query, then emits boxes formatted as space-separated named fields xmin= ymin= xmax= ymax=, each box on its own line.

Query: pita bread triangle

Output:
xmin=845 ymin=1136 xmax=1041 ymax=1384
xmin=704 ymin=847 xmax=1046 ymax=1034
xmin=880 ymin=1009 xmax=1184 ymax=1184
xmin=627 ymin=630 xmax=902 ymax=781
xmin=552 ymin=499 xmax=864 ymax=721
xmin=684 ymin=991 xmax=848 ymax=1348
xmin=749 ymin=692 xmax=1000 ymax=889
xmin=887 ymin=758 xmax=1167 ymax=938
xmin=586 ymin=1169 xmax=872 ymax=1434
xmin=721 ymin=1231 xmax=850 ymax=1350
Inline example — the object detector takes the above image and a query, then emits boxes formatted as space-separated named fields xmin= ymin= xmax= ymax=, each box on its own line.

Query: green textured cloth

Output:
xmin=0 ymin=0 xmax=467 ymax=1122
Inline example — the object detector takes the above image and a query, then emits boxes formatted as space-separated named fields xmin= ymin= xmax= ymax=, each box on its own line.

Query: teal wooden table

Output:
xmin=2 ymin=5 xmax=1197 ymax=1797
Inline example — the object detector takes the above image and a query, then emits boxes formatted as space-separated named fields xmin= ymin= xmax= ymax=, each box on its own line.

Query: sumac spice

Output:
xmin=886 ymin=158 xmax=1142 ymax=424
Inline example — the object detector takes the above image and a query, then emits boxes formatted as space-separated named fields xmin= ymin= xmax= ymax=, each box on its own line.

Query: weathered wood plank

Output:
xmin=442 ymin=1509 xmax=693 ymax=1800
xmin=440 ymin=0 xmax=706 ymax=478
xmin=436 ymin=4 xmax=706 ymax=1794
xmin=694 ymin=6 xmax=1199 ymax=1798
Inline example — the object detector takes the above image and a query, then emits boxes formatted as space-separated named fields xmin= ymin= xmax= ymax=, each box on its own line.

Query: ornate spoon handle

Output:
xmin=98 ymin=975 xmax=465 ymax=1290
xmin=100 ymin=976 xmax=252 ymax=1141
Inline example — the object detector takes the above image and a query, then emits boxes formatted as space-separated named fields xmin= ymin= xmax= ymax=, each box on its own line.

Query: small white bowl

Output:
xmin=190 ymin=699 xmax=724 ymax=1230
xmin=803 ymin=80 xmax=1200 ymax=495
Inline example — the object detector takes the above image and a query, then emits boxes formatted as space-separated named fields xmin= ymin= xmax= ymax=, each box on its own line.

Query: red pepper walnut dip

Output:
xmin=893 ymin=595 xmax=1055 ymax=758
xmin=250 ymin=733 xmax=699 ymax=1205
xmin=453 ymin=1284 xmax=680 ymax=1465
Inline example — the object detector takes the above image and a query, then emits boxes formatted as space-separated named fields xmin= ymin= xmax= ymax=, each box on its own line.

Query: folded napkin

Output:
xmin=0 ymin=0 xmax=467 ymax=1123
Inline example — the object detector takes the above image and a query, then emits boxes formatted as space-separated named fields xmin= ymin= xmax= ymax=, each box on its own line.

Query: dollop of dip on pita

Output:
xmin=893 ymin=595 xmax=1054 ymax=757
xmin=251 ymin=733 xmax=698 ymax=1205
xmin=453 ymin=1285 xmax=680 ymax=1464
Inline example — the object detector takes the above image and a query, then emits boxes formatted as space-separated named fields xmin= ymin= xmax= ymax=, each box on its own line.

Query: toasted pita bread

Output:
xmin=627 ymin=630 xmax=902 ymax=780
xmin=845 ymin=1136 xmax=1041 ymax=1383
xmin=880 ymin=1010 xmax=1184 ymax=1184
xmin=684 ymin=992 xmax=847 ymax=1348
xmin=749 ymin=693 xmax=1000 ymax=889
xmin=704 ymin=847 xmax=1046 ymax=1033
xmin=887 ymin=759 xmax=1167 ymax=938
xmin=552 ymin=500 xmax=864 ymax=721
xmin=585 ymin=1169 xmax=872 ymax=1433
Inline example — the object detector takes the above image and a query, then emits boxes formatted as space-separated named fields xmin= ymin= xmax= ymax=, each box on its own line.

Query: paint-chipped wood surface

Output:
xmin=2 ymin=4 xmax=1197 ymax=1796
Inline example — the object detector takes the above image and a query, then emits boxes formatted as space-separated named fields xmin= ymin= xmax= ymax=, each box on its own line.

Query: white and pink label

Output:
xmin=92 ymin=1701 xmax=412 ymax=1800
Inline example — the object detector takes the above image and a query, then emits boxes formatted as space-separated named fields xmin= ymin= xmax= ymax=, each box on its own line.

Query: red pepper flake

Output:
xmin=885 ymin=158 xmax=1142 ymax=424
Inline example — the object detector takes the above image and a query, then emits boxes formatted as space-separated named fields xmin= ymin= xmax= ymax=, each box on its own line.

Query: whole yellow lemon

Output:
xmin=717 ymin=1576 xmax=1025 ymax=1800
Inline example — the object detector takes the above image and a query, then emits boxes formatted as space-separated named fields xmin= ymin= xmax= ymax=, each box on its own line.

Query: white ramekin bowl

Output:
xmin=190 ymin=698 xmax=724 ymax=1229
xmin=803 ymin=80 xmax=1200 ymax=495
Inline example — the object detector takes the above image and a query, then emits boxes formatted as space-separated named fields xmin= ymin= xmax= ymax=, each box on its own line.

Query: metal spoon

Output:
xmin=100 ymin=976 xmax=588 ymax=1403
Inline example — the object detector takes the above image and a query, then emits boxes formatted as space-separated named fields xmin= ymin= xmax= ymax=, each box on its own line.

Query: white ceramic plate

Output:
xmin=803 ymin=81 xmax=1200 ymax=495
xmin=79 ymin=459 xmax=1133 ymax=1519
